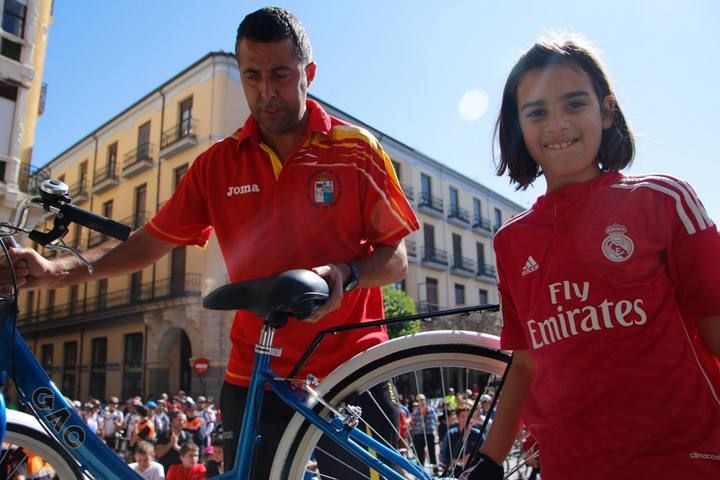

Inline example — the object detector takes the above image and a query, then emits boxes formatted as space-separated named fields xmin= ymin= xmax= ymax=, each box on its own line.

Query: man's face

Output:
xmin=236 ymin=39 xmax=316 ymax=137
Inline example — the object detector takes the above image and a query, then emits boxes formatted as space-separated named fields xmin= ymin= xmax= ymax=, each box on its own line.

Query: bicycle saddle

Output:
xmin=202 ymin=269 xmax=330 ymax=328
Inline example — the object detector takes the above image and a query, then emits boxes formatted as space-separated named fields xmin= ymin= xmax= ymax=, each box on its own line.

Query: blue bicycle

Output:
xmin=0 ymin=180 xmax=511 ymax=479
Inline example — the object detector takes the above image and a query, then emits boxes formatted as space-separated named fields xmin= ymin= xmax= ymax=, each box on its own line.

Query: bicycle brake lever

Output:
xmin=47 ymin=243 xmax=95 ymax=274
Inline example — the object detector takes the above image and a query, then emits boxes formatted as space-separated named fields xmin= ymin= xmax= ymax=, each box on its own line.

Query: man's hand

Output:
xmin=306 ymin=263 xmax=349 ymax=323
xmin=0 ymin=247 xmax=59 ymax=290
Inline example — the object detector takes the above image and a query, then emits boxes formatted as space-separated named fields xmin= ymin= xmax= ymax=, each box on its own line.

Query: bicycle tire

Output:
xmin=271 ymin=330 xmax=510 ymax=479
xmin=2 ymin=409 xmax=85 ymax=479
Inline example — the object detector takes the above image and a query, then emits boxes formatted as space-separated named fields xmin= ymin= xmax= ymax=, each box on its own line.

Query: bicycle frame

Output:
xmin=219 ymin=324 xmax=432 ymax=480
xmin=0 ymin=303 xmax=144 ymax=479
xmin=0 ymin=302 xmax=431 ymax=479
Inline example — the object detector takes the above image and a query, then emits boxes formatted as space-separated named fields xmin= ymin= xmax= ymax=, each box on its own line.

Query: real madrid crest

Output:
xmin=601 ymin=224 xmax=634 ymax=262
xmin=307 ymin=170 xmax=341 ymax=208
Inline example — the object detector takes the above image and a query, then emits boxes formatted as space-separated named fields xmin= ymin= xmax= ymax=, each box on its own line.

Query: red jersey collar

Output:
xmin=233 ymin=99 xmax=333 ymax=149
xmin=533 ymin=171 xmax=622 ymax=211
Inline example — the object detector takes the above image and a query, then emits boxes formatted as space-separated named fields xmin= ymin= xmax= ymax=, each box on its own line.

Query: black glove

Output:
xmin=459 ymin=453 xmax=504 ymax=480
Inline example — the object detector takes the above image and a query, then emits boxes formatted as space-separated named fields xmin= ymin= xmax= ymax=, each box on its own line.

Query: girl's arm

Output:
xmin=479 ymin=349 xmax=537 ymax=464
xmin=697 ymin=316 xmax=720 ymax=355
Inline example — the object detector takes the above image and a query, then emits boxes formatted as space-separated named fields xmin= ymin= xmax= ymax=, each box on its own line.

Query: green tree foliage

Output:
xmin=382 ymin=285 xmax=421 ymax=338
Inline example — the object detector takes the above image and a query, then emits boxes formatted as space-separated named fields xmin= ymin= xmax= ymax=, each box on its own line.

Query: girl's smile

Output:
xmin=516 ymin=63 xmax=614 ymax=192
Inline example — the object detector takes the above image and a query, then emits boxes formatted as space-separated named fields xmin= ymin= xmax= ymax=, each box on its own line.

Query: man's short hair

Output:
xmin=235 ymin=7 xmax=313 ymax=65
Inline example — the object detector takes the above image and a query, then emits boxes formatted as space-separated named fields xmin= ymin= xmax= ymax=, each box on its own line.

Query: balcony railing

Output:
xmin=18 ymin=274 xmax=202 ymax=326
xmin=451 ymin=256 xmax=476 ymax=274
xmin=160 ymin=119 xmax=198 ymax=158
xmin=401 ymin=184 xmax=414 ymax=201
xmin=448 ymin=206 xmax=470 ymax=224
xmin=122 ymin=143 xmax=155 ymax=178
xmin=69 ymin=179 xmax=89 ymax=203
xmin=417 ymin=301 xmax=441 ymax=314
xmin=477 ymin=264 xmax=497 ymax=279
xmin=87 ymin=213 xmax=143 ymax=248
xmin=472 ymin=215 xmax=493 ymax=234
xmin=92 ymin=164 xmax=119 ymax=193
xmin=18 ymin=163 xmax=51 ymax=194
xmin=422 ymin=247 xmax=448 ymax=265
xmin=418 ymin=193 xmax=444 ymax=214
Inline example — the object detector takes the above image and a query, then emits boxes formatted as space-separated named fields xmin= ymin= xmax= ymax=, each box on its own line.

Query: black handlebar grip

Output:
xmin=59 ymin=204 xmax=131 ymax=241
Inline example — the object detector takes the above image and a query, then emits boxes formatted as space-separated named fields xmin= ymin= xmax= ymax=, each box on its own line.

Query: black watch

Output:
xmin=342 ymin=262 xmax=360 ymax=292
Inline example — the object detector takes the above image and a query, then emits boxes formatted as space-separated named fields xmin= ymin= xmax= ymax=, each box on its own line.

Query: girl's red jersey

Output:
xmin=495 ymin=172 xmax=720 ymax=479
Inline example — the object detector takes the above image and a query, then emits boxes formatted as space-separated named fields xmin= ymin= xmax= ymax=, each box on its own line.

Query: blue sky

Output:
xmin=34 ymin=0 xmax=720 ymax=220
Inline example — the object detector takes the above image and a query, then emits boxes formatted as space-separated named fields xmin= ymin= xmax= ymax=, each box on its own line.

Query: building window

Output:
xmin=473 ymin=198 xmax=481 ymax=220
xmin=89 ymin=337 xmax=107 ymax=401
xmin=62 ymin=341 xmax=78 ymax=398
xmin=421 ymin=174 xmax=432 ymax=200
xmin=425 ymin=277 xmax=439 ymax=312
xmin=97 ymin=278 xmax=108 ymax=309
xmin=455 ymin=284 xmax=466 ymax=305
xmin=130 ymin=271 xmax=143 ymax=300
xmin=1 ymin=0 xmax=26 ymax=61
xmin=179 ymin=97 xmax=193 ymax=137
xmin=0 ymin=81 xmax=18 ymax=101
xmin=137 ymin=121 xmax=151 ymax=160
xmin=391 ymin=160 xmax=401 ymax=179
xmin=122 ymin=333 xmax=144 ymax=400
xmin=107 ymin=142 xmax=118 ymax=176
xmin=174 ymin=164 xmax=188 ymax=190
xmin=476 ymin=242 xmax=486 ymax=273
xmin=494 ymin=207 xmax=503 ymax=230
xmin=2 ymin=0 xmax=27 ymax=37
xmin=478 ymin=289 xmax=489 ymax=305
xmin=25 ymin=290 xmax=34 ymax=316
xmin=393 ymin=280 xmax=405 ymax=291
xmin=452 ymin=233 xmax=462 ymax=264
xmin=103 ymin=199 xmax=113 ymax=218
xmin=69 ymin=285 xmax=79 ymax=314
xmin=133 ymin=184 xmax=147 ymax=228
xmin=41 ymin=344 xmax=53 ymax=369
xmin=449 ymin=187 xmax=459 ymax=211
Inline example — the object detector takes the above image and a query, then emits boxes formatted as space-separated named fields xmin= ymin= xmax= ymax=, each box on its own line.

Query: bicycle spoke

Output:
xmin=314 ymin=445 xmax=373 ymax=479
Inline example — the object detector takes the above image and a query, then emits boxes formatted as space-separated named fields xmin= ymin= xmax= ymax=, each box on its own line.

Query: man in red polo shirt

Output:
xmin=7 ymin=6 xmax=419 ymax=478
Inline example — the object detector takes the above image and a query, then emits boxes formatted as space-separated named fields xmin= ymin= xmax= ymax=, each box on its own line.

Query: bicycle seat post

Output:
xmin=255 ymin=324 xmax=282 ymax=358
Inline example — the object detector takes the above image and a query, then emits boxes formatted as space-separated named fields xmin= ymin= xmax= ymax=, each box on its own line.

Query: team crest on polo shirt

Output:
xmin=601 ymin=224 xmax=634 ymax=262
xmin=307 ymin=170 xmax=341 ymax=207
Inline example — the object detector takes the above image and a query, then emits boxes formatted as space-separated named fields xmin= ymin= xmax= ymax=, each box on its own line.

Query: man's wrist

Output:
xmin=342 ymin=262 xmax=360 ymax=292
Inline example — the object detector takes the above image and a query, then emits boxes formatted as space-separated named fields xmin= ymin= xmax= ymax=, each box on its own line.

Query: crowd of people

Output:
xmin=395 ymin=388 xmax=498 ymax=477
xmin=71 ymin=390 xmax=223 ymax=479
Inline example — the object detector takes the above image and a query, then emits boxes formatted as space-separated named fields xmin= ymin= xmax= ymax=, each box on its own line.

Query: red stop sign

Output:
xmin=192 ymin=357 xmax=210 ymax=376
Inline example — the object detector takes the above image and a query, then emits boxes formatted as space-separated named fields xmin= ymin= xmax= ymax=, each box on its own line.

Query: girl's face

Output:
xmin=516 ymin=63 xmax=615 ymax=192
xmin=181 ymin=450 xmax=199 ymax=468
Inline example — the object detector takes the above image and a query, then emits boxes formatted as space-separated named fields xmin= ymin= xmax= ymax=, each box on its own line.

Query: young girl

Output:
xmin=166 ymin=443 xmax=207 ymax=480
xmin=463 ymin=35 xmax=720 ymax=480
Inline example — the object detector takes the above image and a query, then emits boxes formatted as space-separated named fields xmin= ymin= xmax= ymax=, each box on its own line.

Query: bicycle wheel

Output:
xmin=1 ymin=409 xmax=85 ymax=479
xmin=271 ymin=330 xmax=510 ymax=479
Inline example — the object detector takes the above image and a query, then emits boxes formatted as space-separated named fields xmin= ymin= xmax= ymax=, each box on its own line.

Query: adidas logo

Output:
xmin=521 ymin=256 xmax=539 ymax=276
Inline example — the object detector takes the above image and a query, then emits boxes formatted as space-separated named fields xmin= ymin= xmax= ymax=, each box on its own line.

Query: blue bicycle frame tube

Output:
xmin=218 ymin=346 xmax=272 ymax=479
xmin=214 ymin=344 xmax=431 ymax=480
xmin=0 ymin=311 xmax=143 ymax=480
xmin=267 ymin=371 xmax=433 ymax=480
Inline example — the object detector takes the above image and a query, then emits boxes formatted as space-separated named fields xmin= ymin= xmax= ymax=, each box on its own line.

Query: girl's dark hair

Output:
xmin=494 ymin=35 xmax=635 ymax=190
xmin=179 ymin=442 xmax=199 ymax=456
xmin=235 ymin=7 xmax=313 ymax=65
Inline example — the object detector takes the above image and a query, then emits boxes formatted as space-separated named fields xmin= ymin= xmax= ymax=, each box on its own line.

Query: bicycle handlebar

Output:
xmin=59 ymin=203 xmax=130 ymax=241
